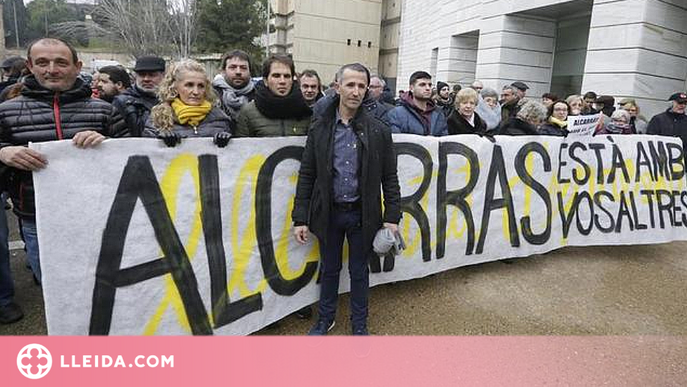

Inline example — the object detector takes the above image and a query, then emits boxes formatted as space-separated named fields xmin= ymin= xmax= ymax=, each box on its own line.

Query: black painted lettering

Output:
xmin=476 ymin=146 xmax=519 ymax=254
xmin=256 ymin=146 xmax=318 ymax=295
xmin=515 ymin=142 xmax=552 ymax=245
xmin=568 ymin=142 xmax=590 ymax=185
xmin=593 ymin=191 xmax=616 ymax=233
xmin=437 ymin=141 xmax=479 ymax=256
xmin=90 ymin=156 xmax=212 ymax=335
xmin=198 ymin=155 xmax=263 ymax=329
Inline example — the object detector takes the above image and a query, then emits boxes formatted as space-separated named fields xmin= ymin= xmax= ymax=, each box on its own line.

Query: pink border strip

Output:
xmin=2 ymin=336 xmax=685 ymax=386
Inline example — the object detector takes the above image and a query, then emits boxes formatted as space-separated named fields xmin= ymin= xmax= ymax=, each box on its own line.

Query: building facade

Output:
xmin=268 ymin=0 xmax=383 ymax=85
xmin=378 ymin=0 xmax=403 ymax=92
xmin=396 ymin=0 xmax=687 ymax=116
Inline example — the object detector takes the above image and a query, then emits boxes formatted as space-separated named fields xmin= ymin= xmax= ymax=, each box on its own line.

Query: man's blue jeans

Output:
xmin=20 ymin=218 xmax=40 ymax=283
xmin=0 ymin=207 xmax=13 ymax=306
xmin=317 ymin=207 xmax=369 ymax=327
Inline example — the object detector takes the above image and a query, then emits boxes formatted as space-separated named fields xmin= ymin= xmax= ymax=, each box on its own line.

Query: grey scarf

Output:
xmin=212 ymin=74 xmax=255 ymax=119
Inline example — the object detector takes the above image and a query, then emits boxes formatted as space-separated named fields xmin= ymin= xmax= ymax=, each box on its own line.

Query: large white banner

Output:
xmin=33 ymin=134 xmax=687 ymax=335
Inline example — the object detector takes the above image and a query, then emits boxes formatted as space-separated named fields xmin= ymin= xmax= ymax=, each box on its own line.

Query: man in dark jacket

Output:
xmin=0 ymin=56 xmax=27 ymax=95
xmin=292 ymin=63 xmax=401 ymax=335
xmin=500 ymin=85 xmax=521 ymax=122
xmin=387 ymin=71 xmax=448 ymax=136
xmin=96 ymin=65 xmax=131 ymax=103
xmin=112 ymin=56 xmax=164 ymax=137
xmin=435 ymin=81 xmax=454 ymax=117
xmin=235 ymin=55 xmax=312 ymax=137
xmin=647 ymin=92 xmax=687 ymax=147
xmin=0 ymin=38 xmax=124 ymax=286
xmin=299 ymin=69 xmax=323 ymax=107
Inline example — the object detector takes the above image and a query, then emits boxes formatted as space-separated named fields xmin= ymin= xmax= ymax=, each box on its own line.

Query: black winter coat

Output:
xmin=498 ymin=117 xmax=540 ymax=136
xmin=143 ymin=106 xmax=232 ymax=138
xmin=647 ymin=108 xmax=687 ymax=147
xmin=447 ymin=111 xmax=487 ymax=135
xmin=292 ymin=96 xmax=402 ymax=250
xmin=0 ymin=75 xmax=125 ymax=218
xmin=112 ymin=86 xmax=160 ymax=137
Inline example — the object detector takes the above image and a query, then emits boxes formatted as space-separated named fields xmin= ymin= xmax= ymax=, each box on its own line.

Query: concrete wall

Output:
xmin=379 ymin=0 xmax=402 ymax=91
xmin=581 ymin=0 xmax=687 ymax=116
xmin=397 ymin=0 xmax=687 ymax=117
xmin=272 ymin=0 xmax=382 ymax=85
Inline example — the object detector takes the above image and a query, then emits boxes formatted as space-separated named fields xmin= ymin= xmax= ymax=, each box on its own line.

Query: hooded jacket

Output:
xmin=386 ymin=92 xmax=448 ymax=136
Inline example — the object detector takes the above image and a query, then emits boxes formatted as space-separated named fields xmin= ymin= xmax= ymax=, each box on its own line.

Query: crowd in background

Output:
xmin=0 ymin=36 xmax=686 ymax=330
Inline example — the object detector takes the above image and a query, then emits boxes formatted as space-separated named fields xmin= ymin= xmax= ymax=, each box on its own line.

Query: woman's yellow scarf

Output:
xmin=171 ymin=98 xmax=212 ymax=127
xmin=549 ymin=116 xmax=568 ymax=128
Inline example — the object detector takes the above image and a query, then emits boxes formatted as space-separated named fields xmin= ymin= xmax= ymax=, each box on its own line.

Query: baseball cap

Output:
xmin=668 ymin=92 xmax=687 ymax=104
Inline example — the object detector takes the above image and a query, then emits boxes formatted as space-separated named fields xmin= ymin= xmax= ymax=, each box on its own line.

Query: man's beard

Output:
xmin=229 ymin=77 xmax=249 ymax=89
xmin=99 ymin=92 xmax=115 ymax=103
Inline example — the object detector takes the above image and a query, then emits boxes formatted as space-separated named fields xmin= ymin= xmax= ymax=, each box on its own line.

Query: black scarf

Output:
xmin=254 ymin=80 xmax=312 ymax=120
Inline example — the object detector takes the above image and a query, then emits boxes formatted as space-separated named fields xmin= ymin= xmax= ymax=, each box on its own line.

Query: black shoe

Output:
xmin=352 ymin=324 xmax=369 ymax=336
xmin=0 ymin=302 xmax=24 ymax=324
xmin=307 ymin=319 xmax=335 ymax=335
xmin=294 ymin=306 xmax=313 ymax=319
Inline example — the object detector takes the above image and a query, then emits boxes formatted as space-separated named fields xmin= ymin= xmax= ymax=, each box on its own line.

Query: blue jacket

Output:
xmin=387 ymin=97 xmax=448 ymax=136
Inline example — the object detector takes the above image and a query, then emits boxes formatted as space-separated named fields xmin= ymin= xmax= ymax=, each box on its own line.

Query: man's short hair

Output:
xmin=542 ymin=92 xmax=559 ymax=101
xmin=27 ymin=37 xmax=79 ymax=64
xmin=299 ymin=69 xmax=321 ymax=86
xmin=583 ymin=91 xmax=597 ymax=100
xmin=370 ymin=73 xmax=386 ymax=87
xmin=262 ymin=54 xmax=295 ymax=79
xmin=335 ymin=63 xmax=370 ymax=86
xmin=98 ymin=65 xmax=131 ymax=89
xmin=409 ymin=71 xmax=431 ymax=85
xmin=502 ymin=85 xmax=518 ymax=94
xmin=220 ymin=50 xmax=252 ymax=73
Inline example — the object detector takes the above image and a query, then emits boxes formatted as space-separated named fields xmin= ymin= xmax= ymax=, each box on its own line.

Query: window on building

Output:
xmin=357 ymin=40 xmax=361 ymax=47
xmin=367 ymin=41 xmax=372 ymax=48
xmin=347 ymin=39 xmax=351 ymax=46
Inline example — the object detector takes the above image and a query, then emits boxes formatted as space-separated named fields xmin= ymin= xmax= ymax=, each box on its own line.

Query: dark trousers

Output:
xmin=0 ymin=204 xmax=12 ymax=306
xmin=317 ymin=207 xmax=369 ymax=326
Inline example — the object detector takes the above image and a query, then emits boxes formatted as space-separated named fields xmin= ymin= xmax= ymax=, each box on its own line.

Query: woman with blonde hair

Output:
xmin=447 ymin=88 xmax=486 ymax=135
xmin=144 ymin=59 xmax=232 ymax=147
xmin=565 ymin=95 xmax=584 ymax=116
xmin=620 ymin=99 xmax=648 ymax=134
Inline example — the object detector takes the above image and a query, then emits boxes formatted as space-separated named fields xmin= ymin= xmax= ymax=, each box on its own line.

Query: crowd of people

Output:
xmin=386 ymin=74 xmax=686 ymax=143
xmin=0 ymin=36 xmax=685 ymax=336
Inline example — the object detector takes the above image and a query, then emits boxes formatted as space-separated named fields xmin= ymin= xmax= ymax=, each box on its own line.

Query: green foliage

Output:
xmin=26 ymin=0 xmax=87 ymax=45
xmin=3 ymin=0 xmax=29 ymax=47
xmin=195 ymin=0 xmax=267 ymax=68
